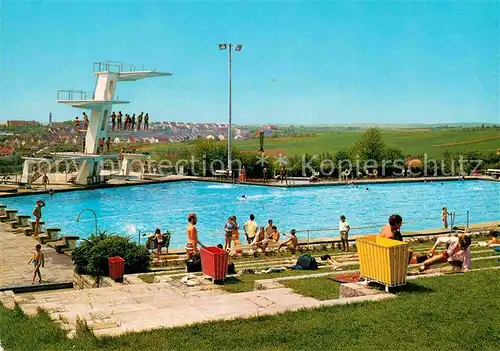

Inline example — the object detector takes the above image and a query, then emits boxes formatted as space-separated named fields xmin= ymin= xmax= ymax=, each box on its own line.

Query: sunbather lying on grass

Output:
xmin=487 ymin=231 xmax=500 ymax=246
xmin=419 ymin=234 xmax=471 ymax=272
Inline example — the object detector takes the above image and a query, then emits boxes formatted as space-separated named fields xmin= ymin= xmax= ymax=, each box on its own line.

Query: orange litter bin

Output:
xmin=108 ymin=256 xmax=125 ymax=282
xmin=200 ymin=246 xmax=229 ymax=282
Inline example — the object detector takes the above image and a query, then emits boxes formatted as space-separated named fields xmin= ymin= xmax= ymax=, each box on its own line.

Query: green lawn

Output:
xmin=281 ymin=277 xmax=341 ymax=300
xmin=1 ymin=269 xmax=499 ymax=350
xmin=141 ymin=129 xmax=500 ymax=158
xmin=221 ymin=268 xmax=336 ymax=293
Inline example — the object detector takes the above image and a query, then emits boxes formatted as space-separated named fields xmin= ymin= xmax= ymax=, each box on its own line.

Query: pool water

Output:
xmin=2 ymin=180 xmax=499 ymax=248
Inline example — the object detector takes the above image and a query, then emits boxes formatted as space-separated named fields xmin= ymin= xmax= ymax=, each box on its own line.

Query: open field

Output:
xmin=1 ymin=269 xmax=499 ymax=350
xmin=139 ymin=129 xmax=500 ymax=158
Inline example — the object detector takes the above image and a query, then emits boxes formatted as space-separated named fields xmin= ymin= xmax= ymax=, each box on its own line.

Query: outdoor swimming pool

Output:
xmin=2 ymin=180 xmax=499 ymax=248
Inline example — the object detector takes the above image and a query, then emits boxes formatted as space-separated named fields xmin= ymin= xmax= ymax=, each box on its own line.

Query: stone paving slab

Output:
xmin=2 ymin=281 xmax=328 ymax=337
xmin=0 ymin=223 xmax=74 ymax=288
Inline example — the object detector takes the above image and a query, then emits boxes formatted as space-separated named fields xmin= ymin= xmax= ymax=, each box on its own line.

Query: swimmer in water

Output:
xmin=241 ymin=195 xmax=246 ymax=200
xmin=366 ymin=187 xmax=369 ymax=191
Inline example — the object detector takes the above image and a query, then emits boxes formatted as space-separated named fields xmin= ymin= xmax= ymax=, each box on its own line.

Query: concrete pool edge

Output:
xmin=0 ymin=175 xmax=498 ymax=198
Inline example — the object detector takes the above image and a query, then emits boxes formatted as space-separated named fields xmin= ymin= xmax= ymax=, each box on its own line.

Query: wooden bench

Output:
xmin=486 ymin=169 xmax=500 ymax=178
xmin=213 ymin=170 xmax=229 ymax=179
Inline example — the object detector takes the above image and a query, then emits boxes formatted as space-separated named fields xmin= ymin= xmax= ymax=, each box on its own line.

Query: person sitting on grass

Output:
xmin=269 ymin=226 xmax=280 ymax=243
xmin=279 ymin=229 xmax=298 ymax=254
xmin=252 ymin=226 xmax=269 ymax=255
xmin=419 ymin=234 xmax=472 ymax=272
xmin=487 ymin=231 xmax=500 ymax=246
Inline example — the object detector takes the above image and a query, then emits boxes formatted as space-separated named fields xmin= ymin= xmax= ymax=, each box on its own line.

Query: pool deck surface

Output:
xmin=0 ymin=222 xmax=74 ymax=289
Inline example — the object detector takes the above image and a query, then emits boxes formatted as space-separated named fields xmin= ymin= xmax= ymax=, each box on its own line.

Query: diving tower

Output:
xmin=21 ymin=61 xmax=171 ymax=186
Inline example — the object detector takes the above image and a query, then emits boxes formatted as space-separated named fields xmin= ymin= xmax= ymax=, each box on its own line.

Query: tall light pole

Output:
xmin=218 ymin=43 xmax=242 ymax=179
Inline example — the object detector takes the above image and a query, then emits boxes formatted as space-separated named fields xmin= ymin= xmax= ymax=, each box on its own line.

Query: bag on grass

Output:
xmin=297 ymin=254 xmax=318 ymax=270
xmin=227 ymin=263 xmax=236 ymax=275
xmin=185 ymin=257 xmax=202 ymax=273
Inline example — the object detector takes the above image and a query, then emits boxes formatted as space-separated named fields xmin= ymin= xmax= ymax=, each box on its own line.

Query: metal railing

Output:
xmin=93 ymin=61 xmax=155 ymax=74
xmin=56 ymin=89 xmax=121 ymax=102
xmin=57 ymin=90 xmax=94 ymax=101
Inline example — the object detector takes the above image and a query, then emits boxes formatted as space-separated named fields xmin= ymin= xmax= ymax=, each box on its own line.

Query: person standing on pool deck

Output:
xmin=186 ymin=213 xmax=200 ymax=260
xmin=28 ymin=244 xmax=44 ymax=284
xmin=42 ymin=174 xmax=49 ymax=190
xmin=339 ymin=215 xmax=351 ymax=252
xmin=32 ymin=200 xmax=45 ymax=237
xmin=223 ymin=217 xmax=236 ymax=250
xmin=243 ymin=214 xmax=258 ymax=244
xmin=441 ymin=207 xmax=449 ymax=229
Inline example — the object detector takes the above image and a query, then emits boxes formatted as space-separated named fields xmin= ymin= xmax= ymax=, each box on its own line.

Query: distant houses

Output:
xmin=0 ymin=118 xmax=276 ymax=150
xmin=0 ymin=146 xmax=15 ymax=157
xmin=254 ymin=125 xmax=277 ymax=137
xmin=6 ymin=120 xmax=40 ymax=127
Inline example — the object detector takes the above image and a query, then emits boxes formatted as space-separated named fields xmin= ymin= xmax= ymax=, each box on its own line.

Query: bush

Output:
xmin=71 ymin=232 xmax=151 ymax=277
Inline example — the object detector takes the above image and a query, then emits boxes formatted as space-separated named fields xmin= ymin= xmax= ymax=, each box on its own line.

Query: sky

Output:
xmin=1 ymin=1 xmax=499 ymax=125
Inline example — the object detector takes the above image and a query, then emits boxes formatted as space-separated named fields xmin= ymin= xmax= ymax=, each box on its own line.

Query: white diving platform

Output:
xmin=57 ymin=100 xmax=130 ymax=109
xmin=22 ymin=60 xmax=171 ymax=186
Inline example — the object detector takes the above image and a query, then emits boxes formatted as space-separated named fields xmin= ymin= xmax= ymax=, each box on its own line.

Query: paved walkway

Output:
xmin=0 ymin=281 xmax=392 ymax=337
xmin=0 ymin=223 xmax=74 ymax=288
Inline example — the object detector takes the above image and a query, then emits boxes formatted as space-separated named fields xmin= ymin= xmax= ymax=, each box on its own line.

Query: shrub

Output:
xmin=71 ymin=232 xmax=151 ymax=277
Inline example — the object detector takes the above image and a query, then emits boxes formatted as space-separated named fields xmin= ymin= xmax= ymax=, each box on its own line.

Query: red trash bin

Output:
xmin=108 ymin=256 xmax=125 ymax=282
xmin=200 ymin=246 xmax=229 ymax=281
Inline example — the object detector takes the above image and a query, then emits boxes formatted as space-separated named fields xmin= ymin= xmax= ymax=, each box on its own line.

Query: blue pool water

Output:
xmin=2 ymin=180 xmax=499 ymax=248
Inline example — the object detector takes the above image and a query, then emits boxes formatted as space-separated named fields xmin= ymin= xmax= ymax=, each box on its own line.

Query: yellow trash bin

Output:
xmin=356 ymin=235 xmax=408 ymax=290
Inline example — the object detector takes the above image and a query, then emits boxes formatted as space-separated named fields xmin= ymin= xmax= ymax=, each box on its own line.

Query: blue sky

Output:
xmin=1 ymin=1 xmax=498 ymax=124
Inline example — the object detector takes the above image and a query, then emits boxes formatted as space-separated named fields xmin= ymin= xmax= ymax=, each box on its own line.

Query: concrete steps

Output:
xmin=47 ymin=235 xmax=79 ymax=254
xmin=36 ymin=228 xmax=62 ymax=244
xmin=0 ymin=209 xmax=18 ymax=223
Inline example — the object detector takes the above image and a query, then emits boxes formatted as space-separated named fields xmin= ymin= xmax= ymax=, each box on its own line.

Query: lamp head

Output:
xmin=218 ymin=43 xmax=227 ymax=50
xmin=234 ymin=44 xmax=243 ymax=51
